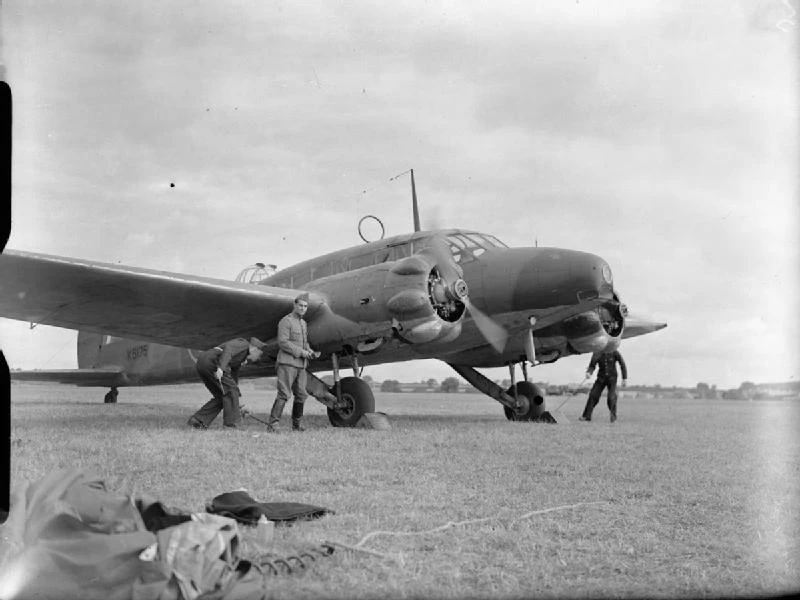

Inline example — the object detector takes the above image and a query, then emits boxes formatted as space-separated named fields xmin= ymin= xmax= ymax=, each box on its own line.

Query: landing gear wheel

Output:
xmin=327 ymin=377 xmax=375 ymax=427
xmin=104 ymin=387 xmax=119 ymax=404
xmin=503 ymin=381 xmax=545 ymax=421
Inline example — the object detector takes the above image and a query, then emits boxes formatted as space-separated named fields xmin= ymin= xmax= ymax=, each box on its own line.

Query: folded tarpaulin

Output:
xmin=205 ymin=491 xmax=334 ymax=525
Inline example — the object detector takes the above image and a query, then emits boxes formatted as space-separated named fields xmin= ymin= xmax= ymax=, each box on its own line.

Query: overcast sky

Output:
xmin=1 ymin=0 xmax=797 ymax=390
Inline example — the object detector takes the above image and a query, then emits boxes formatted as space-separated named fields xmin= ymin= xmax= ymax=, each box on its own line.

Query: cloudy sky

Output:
xmin=1 ymin=0 xmax=797 ymax=390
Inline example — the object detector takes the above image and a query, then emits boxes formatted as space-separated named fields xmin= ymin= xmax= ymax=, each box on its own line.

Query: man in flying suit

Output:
xmin=580 ymin=349 xmax=628 ymax=422
xmin=267 ymin=295 xmax=320 ymax=432
xmin=188 ymin=337 xmax=267 ymax=429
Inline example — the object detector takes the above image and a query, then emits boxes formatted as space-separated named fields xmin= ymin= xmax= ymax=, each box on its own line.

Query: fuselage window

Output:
xmin=292 ymin=270 xmax=312 ymax=287
xmin=389 ymin=243 xmax=410 ymax=261
xmin=375 ymin=249 xmax=391 ymax=264
xmin=331 ymin=260 xmax=346 ymax=275
xmin=314 ymin=262 xmax=332 ymax=279
xmin=348 ymin=253 xmax=374 ymax=271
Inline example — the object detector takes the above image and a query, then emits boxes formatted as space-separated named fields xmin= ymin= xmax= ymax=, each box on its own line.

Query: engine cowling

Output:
xmin=383 ymin=252 xmax=467 ymax=344
xmin=563 ymin=302 xmax=625 ymax=354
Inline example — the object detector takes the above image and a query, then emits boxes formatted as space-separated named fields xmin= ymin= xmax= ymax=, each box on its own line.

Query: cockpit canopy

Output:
xmin=260 ymin=229 xmax=507 ymax=289
xmin=444 ymin=232 xmax=507 ymax=264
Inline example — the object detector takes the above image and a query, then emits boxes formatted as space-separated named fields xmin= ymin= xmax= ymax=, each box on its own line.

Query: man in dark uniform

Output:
xmin=580 ymin=349 xmax=627 ymax=422
xmin=267 ymin=295 xmax=320 ymax=432
xmin=188 ymin=337 xmax=267 ymax=429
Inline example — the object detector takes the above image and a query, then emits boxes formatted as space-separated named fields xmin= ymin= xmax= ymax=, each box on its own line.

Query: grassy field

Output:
xmin=3 ymin=381 xmax=800 ymax=598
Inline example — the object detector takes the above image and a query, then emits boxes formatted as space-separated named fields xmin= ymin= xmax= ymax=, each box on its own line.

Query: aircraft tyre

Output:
xmin=327 ymin=377 xmax=375 ymax=427
xmin=503 ymin=381 xmax=545 ymax=422
xmin=104 ymin=387 xmax=119 ymax=404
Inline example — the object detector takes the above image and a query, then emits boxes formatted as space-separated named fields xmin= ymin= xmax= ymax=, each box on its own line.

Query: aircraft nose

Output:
xmin=511 ymin=249 xmax=615 ymax=310
xmin=570 ymin=251 xmax=615 ymax=301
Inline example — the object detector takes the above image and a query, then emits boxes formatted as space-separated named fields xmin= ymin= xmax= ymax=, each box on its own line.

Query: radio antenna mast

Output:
xmin=411 ymin=168 xmax=420 ymax=232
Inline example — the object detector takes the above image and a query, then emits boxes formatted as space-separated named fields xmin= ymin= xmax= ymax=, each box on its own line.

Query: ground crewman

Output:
xmin=267 ymin=295 xmax=319 ymax=432
xmin=188 ymin=337 xmax=267 ymax=429
xmin=580 ymin=349 xmax=627 ymax=422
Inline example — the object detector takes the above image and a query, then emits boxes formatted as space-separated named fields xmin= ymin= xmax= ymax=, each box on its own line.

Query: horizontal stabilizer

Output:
xmin=10 ymin=366 xmax=127 ymax=387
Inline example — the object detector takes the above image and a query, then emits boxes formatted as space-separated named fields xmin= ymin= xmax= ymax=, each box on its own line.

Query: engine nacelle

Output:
xmin=308 ymin=251 xmax=467 ymax=348
xmin=373 ymin=252 xmax=465 ymax=345
xmin=563 ymin=302 xmax=625 ymax=354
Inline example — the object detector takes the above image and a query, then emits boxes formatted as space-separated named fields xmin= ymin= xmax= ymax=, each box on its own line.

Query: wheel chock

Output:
xmin=356 ymin=412 xmax=391 ymax=430
xmin=536 ymin=410 xmax=558 ymax=424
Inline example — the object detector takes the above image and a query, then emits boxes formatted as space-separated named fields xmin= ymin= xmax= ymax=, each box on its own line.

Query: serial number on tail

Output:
xmin=127 ymin=344 xmax=149 ymax=360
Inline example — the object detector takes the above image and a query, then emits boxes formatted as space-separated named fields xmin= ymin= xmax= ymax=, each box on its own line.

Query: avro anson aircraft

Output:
xmin=0 ymin=192 xmax=665 ymax=426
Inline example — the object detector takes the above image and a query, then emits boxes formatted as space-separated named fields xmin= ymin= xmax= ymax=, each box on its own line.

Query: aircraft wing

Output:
xmin=10 ymin=367 xmax=128 ymax=387
xmin=0 ymin=249 xmax=304 ymax=349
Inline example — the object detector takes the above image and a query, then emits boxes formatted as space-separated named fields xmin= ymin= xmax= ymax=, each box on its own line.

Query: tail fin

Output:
xmin=77 ymin=332 xmax=105 ymax=368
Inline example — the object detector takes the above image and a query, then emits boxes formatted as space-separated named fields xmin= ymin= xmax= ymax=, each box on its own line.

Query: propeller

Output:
xmin=466 ymin=299 xmax=508 ymax=354
xmin=420 ymin=234 xmax=508 ymax=354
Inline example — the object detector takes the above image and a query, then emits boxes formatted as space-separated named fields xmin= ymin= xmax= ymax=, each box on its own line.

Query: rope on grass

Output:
xmin=241 ymin=406 xmax=270 ymax=426
xmin=327 ymin=500 xmax=609 ymax=562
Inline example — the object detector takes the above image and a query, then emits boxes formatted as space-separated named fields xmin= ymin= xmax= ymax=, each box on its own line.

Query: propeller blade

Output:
xmin=423 ymin=234 xmax=463 ymax=283
xmin=418 ymin=233 xmax=507 ymax=352
xmin=466 ymin=299 xmax=508 ymax=354
xmin=427 ymin=204 xmax=443 ymax=231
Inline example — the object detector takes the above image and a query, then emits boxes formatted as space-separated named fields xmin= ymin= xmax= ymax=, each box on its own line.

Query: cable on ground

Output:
xmin=325 ymin=500 xmax=609 ymax=564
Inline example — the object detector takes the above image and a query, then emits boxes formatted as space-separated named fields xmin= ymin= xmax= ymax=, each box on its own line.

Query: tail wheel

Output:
xmin=327 ymin=377 xmax=376 ymax=427
xmin=503 ymin=381 xmax=545 ymax=421
xmin=104 ymin=387 xmax=119 ymax=404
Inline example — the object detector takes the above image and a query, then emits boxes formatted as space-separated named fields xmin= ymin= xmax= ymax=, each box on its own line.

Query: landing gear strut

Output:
xmin=325 ymin=352 xmax=375 ymax=427
xmin=447 ymin=362 xmax=555 ymax=423
xmin=503 ymin=381 xmax=546 ymax=421
xmin=104 ymin=387 xmax=119 ymax=404
xmin=502 ymin=362 xmax=547 ymax=421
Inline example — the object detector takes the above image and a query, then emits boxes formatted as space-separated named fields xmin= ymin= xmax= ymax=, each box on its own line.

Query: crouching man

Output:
xmin=188 ymin=337 xmax=267 ymax=429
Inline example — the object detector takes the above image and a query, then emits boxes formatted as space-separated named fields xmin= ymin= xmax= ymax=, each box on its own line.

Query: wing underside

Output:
xmin=0 ymin=249 xmax=305 ymax=349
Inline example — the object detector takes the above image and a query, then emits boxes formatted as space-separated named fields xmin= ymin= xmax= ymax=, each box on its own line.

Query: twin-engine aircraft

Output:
xmin=1 ymin=216 xmax=666 ymax=426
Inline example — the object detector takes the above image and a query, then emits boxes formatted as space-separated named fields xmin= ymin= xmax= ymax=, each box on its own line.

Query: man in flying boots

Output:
xmin=268 ymin=295 xmax=320 ymax=432
xmin=188 ymin=337 xmax=267 ymax=429
xmin=579 ymin=349 xmax=627 ymax=422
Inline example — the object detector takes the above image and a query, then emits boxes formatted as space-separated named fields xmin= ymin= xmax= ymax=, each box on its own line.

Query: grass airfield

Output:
xmin=4 ymin=381 xmax=800 ymax=599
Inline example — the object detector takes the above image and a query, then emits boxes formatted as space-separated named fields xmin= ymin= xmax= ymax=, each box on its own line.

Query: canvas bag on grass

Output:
xmin=133 ymin=513 xmax=266 ymax=600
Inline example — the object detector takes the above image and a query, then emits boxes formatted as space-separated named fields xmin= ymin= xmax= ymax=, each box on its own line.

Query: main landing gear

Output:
xmin=104 ymin=387 xmax=119 ymax=404
xmin=305 ymin=351 xmax=375 ymax=427
xmin=447 ymin=362 xmax=555 ymax=423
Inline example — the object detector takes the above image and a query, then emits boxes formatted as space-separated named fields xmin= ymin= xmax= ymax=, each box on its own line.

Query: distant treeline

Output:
xmin=252 ymin=376 xmax=799 ymax=399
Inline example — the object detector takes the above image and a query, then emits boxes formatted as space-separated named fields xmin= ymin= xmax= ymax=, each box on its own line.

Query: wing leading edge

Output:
xmin=0 ymin=249 xmax=308 ymax=349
